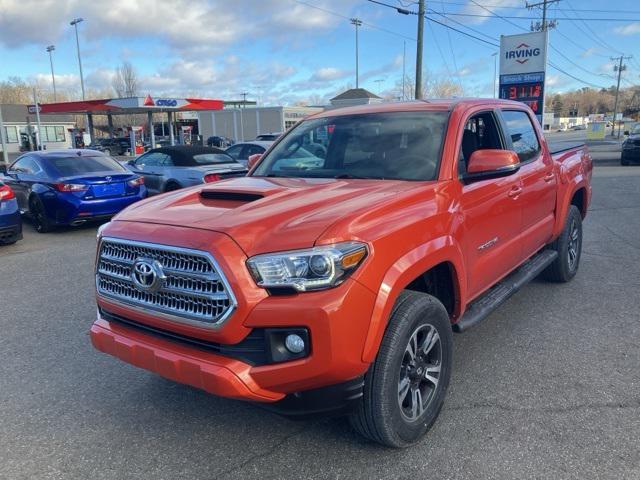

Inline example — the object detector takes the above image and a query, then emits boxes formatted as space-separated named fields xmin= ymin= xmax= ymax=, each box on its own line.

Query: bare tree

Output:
xmin=112 ymin=61 xmax=139 ymax=98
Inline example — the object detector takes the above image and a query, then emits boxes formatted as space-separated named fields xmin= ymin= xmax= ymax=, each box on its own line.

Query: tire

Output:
xmin=349 ymin=291 xmax=453 ymax=448
xmin=164 ymin=182 xmax=181 ymax=192
xmin=29 ymin=196 xmax=54 ymax=233
xmin=621 ymin=155 xmax=629 ymax=166
xmin=543 ymin=205 xmax=582 ymax=282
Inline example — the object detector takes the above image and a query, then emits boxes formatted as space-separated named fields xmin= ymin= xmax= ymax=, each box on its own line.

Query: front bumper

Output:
xmin=92 ymin=221 xmax=377 ymax=402
xmin=622 ymin=147 xmax=640 ymax=161
xmin=0 ymin=199 xmax=22 ymax=244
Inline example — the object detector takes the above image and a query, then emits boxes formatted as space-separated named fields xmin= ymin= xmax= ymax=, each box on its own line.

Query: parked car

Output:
xmin=571 ymin=124 xmax=586 ymax=131
xmin=621 ymin=123 xmax=640 ymax=165
xmin=88 ymin=138 xmax=132 ymax=156
xmin=0 ymin=180 xmax=22 ymax=244
xmin=3 ymin=149 xmax=146 ymax=233
xmin=125 ymin=146 xmax=247 ymax=195
xmin=255 ymin=132 xmax=282 ymax=141
xmin=207 ymin=136 xmax=234 ymax=148
xmin=225 ymin=141 xmax=273 ymax=166
xmin=91 ymin=99 xmax=592 ymax=447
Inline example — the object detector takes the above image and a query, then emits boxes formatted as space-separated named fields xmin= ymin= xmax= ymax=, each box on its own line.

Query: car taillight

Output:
xmin=127 ymin=176 xmax=144 ymax=187
xmin=203 ymin=173 xmax=221 ymax=183
xmin=0 ymin=184 xmax=15 ymax=200
xmin=54 ymin=183 xmax=89 ymax=192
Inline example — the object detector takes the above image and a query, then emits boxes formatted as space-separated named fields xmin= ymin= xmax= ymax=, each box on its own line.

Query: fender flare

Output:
xmin=360 ymin=236 xmax=466 ymax=363
xmin=552 ymin=178 xmax=590 ymax=238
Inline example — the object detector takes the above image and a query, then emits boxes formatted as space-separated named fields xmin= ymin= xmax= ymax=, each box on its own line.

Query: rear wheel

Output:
xmin=621 ymin=154 xmax=629 ymax=166
xmin=29 ymin=197 xmax=54 ymax=233
xmin=543 ymin=205 xmax=582 ymax=282
xmin=349 ymin=291 xmax=453 ymax=448
xmin=164 ymin=182 xmax=181 ymax=192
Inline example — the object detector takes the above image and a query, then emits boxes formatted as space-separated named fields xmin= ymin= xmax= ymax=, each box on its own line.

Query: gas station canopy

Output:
xmin=28 ymin=96 xmax=224 ymax=115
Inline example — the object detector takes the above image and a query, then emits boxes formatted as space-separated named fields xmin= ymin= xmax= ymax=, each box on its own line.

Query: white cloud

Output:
xmin=614 ymin=23 xmax=640 ymax=36
xmin=310 ymin=67 xmax=351 ymax=82
xmin=456 ymin=0 xmax=522 ymax=25
xmin=0 ymin=0 xmax=360 ymax=55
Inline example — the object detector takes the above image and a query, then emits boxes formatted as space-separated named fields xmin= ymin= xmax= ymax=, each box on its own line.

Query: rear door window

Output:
xmin=501 ymin=110 xmax=541 ymax=162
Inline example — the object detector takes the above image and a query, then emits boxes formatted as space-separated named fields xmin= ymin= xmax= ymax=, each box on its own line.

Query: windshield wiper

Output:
xmin=334 ymin=174 xmax=385 ymax=180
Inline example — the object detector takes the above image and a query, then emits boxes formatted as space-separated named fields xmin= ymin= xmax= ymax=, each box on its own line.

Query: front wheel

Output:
xmin=349 ymin=291 xmax=453 ymax=448
xmin=543 ymin=205 xmax=582 ymax=282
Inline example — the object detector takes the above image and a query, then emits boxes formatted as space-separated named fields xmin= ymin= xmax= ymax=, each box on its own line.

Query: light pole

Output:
xmin=492 ymin=52 xmax=498 ymax=98
xmin=46 ymin=45 xmax=57 ymax=101
xmin=415 ymin=0 xmax=425 ymax=99
xmin=70 ymin=18 xmax=86 ymax=100
xmin=350 ymin=18 xmax=362 ymax=88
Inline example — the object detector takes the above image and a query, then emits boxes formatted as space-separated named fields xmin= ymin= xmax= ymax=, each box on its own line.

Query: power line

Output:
xmin=295 ymin=0 xmax=416 ymax=41
xmin=418 ymin=11 xmax=640 ymax=21
xmin=547 ymin=62 xmax=607 ymax=89
xmin=437 ymin=0 xmax=466 ymax=94
xmin=427 ymin=0 xmax=640 ymax=13
xmin=563 ymin=0 xmax=623 ymax=54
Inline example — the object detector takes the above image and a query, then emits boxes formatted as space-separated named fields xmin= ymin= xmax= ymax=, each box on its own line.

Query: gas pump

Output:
xmin=69 ymin=128 xmax=86 ymax=148
xmin=128 ymin=126 xmax=145 ymax=156
xmin=181 ymin=125 xmax=193 ymax=145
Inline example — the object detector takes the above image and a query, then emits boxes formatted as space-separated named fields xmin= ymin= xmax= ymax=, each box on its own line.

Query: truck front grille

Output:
xmin=96 ymin=237 xmax=236 ymax=327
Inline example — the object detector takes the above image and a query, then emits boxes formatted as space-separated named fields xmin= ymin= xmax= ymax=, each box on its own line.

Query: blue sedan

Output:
xmin=3 ymin=149 xmax=146 ymax=233
xmin=0 ymin=180 xmax=22 ymax=244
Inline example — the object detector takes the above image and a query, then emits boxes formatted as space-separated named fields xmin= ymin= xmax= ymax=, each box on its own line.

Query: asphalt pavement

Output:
xmin=1 ymin=153 xmax=639 ymax=479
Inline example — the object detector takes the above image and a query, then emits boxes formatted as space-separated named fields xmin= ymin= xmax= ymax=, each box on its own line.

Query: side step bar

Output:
xmin=453 ymin=249 xmax=558 ymax=333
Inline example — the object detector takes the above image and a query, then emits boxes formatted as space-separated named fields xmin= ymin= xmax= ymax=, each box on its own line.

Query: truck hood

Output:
xmin=114 ymin=176 xmax=431 ymax=256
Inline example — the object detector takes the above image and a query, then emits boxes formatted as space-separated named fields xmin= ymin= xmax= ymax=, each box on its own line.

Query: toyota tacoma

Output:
xmin=91 ymin=99 xmax=592 ymax=447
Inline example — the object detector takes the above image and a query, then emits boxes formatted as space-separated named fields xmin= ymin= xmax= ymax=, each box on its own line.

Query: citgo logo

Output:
xmin=505 ymin=43 xmax=541 ymax=65
xmin=156 ymin=99 xmax=178 ymax=107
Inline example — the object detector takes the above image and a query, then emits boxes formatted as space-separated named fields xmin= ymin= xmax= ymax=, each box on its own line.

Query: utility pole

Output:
xmin=415 ymin=0 xmax=425 ymax=99
xmin=350 ymin=18 xmax=362 ymax=88
xmin=611 ymin=55 xmax=631 ymax=138
xmin=526 ymin=0 xmax=559 ymax=31
xmin=492 ymin=52 xmax=498 ymax=98
xmin=46 ymin=45 xmax=57 ymax=101
xmin=240 ymin=92 xmax=249 ymax=107
xmin=402 ymin=40 xmax=406 ymax=100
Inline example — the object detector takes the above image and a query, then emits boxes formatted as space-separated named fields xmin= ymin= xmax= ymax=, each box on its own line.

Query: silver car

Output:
xmin=225 ymin=141 xmax=273 ymax=167
xmin=126 ymin=146 xmax=247 ymax=195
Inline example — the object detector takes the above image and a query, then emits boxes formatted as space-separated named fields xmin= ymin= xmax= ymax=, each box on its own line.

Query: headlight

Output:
xmin=97 ymin=221 xmax=110 ymax=240
xmin=246 ymin=241 xmax=368 ymax=292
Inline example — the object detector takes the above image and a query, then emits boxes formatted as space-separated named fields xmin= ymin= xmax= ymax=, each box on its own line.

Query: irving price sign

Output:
xmin=499 ymin=31 xmax=548 ymax=124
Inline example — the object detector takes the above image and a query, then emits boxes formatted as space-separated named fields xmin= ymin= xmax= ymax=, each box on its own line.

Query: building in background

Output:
xmin=329 ymin=88 xmax=383 ymax=108
xmin=1 ymin=104 xmax=75 ymax=154
xmin=198 ymin=106 xmax=323 ymax=143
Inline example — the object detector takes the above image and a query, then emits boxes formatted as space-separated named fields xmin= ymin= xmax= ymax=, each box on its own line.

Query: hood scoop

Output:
xmin=200 ymin=190 xmax=264 ymax=202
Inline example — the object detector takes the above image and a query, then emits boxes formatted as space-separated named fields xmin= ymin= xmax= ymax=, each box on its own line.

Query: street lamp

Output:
xmin=69 ymin=18 xmax=86 ymax=100
xmin=350 ymin=18 xmax=363 ymax=88
xmin=46 ymin=45 xmax=57 ymax=101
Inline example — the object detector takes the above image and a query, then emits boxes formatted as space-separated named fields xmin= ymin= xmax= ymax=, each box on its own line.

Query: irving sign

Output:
xmin=499 ymin=31 xmax=548 ymax=125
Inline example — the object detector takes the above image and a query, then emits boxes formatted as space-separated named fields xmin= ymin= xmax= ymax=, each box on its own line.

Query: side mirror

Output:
xmin=624 ymin=130 xmax=630 ymax=136
xmin=127 ymin=160 xmax=136 ymax=166
xmin=247 ymin=153 xmax=262 ymax=170
xmin=462 ymin=149 xmax=520 ymax=183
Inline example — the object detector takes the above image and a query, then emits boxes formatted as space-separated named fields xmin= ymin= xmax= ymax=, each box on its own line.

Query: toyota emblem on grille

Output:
xmin=131 ymin=258 xmax=166 ymax=293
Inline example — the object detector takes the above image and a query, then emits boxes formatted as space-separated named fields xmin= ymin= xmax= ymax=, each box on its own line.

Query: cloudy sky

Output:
xmin=0 ymin=0 xmax=639 ymax=105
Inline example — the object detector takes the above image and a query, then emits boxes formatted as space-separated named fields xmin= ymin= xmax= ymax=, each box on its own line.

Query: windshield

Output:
xmin=49 ymin=155 xmax=128 ymax=176
xmin=192 ymin=153 xmax=236 ymax=165
xmin=632 ymin=124 xmax=640 ymax=135
xmin=252 ymin=111 xmax=448 ymax=181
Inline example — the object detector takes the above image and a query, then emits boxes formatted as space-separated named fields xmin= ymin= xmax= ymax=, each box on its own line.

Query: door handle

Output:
xmin=543 ymin=172 xmax=555 ymax=182
xmin=508 ymin=186 xmax=523 ymax=198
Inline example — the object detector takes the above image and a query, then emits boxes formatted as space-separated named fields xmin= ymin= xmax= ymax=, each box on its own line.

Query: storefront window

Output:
xmin=4 ymin=126 xmax=19 ymax=143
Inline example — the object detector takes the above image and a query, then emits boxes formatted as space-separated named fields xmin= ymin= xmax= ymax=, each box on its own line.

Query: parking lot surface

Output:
xmin=1 ymin=160 xmax=639 ymax=479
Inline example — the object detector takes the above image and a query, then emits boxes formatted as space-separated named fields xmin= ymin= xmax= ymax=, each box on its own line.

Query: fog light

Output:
xmin=285 ymin=334 xmax=305 ymax=354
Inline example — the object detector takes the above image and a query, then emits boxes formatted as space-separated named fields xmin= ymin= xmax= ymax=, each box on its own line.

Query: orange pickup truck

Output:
xmin=91 ymin=99 xmax=592 ymax=447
